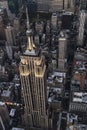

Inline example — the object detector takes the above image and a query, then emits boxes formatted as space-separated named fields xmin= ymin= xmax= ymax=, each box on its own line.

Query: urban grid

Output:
xmin=0 ymin=0 xmax=87 ymax=130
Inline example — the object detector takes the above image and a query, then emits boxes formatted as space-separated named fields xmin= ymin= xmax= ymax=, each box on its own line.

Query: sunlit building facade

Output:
xmin=19 ymin=9 xmax=48 ymax=130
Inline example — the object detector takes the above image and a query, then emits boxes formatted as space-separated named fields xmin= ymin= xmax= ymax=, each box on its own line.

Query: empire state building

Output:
xmin=19 ymin=8 xmax=48 ymax=130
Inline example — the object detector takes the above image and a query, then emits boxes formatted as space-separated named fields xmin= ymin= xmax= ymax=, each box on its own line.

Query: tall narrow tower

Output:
xmin=58 ymin=31 xmax=67 ymax=70
xmin=19 ymin=8 xmax=48 ymax=130
xmin=5 ymin=25 xmax=15 ymax=46
xmin=78 ymin=10 xmax=86 ymax=46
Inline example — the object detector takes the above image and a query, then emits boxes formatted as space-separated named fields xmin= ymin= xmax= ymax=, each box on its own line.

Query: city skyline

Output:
xmin=0 ymin=0 xmax=87 ymax=130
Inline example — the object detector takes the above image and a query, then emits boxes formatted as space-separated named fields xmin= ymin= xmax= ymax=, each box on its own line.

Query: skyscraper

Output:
xmin=37 ymin=0 xmax=49 ymax=11
xmin=0 ymin=102 xmax=10 ymax=130
xmin=13 ymin=17 xmax=20 ymax=35
xmin=0 ymin=16 xmax=5 ymax=40
xmin=50 ymin=0 xmax=74 ymax=11
xmin=51 ymin=13 xmax=58 ymax=29
xmin=0 ymin=0 xmax=13 ymax=19
xmin=78 ymin=10 xmax=86 ymax=46
xmin=19 ymin=9 xmax=48 ymax=130
xmin=58 ymin=31 xmax=67 ymax=70
xmin=5 ymin=25 xmax=15 ymax=46
xmin=80 ymin=0 xmax=87 ymax=10
xmin=37 ymin=0 xmax=74 ymax=12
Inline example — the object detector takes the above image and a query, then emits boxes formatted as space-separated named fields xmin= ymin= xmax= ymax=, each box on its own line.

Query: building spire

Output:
xmin=25 ymin=7 xmax=36 ymax=52
xmin=26 ymin=7 xmax=30 ymax=30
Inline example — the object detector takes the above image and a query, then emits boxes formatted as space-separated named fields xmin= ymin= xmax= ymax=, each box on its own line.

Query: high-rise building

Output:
xmin=19 ymin=9 xmax=48 ymax=130
xmin=13 ymin=18 xmax=20 ymax=35
xmin=78 ymin=10 xmax=86 ymax=46
xmin=5 ymin=25 xmax=15 ymax=46
xmin=61 ymin=11 xmax=74 ymax=30
xmin=50 ymin=0 xmax=75 ymax=11
xmin=0 ymin=16 xmax=6 ymax=40
xmin=51 ymin=13 xmax=58 ymax=29
xmin=0 ymin=0 xmax=13 ymax=19
xmin=80 ymin=0 xmax=87 ymax=10
xmin=5 ymin=25 xmax=15 ymax=59
xmin=37 ymin=0 xmax=49 ymax=11
xmin=0 ymin=7 xmax=9 ymax=25
xmin=0 ymin=102 xmax=10 ymax=130
xmin=58 ymin=31 xmax=67 ymax=70
xmin=37 ymin=0 xmax=74 ymax=12
xmin=5 ymin=41 xmax=13 ymax=60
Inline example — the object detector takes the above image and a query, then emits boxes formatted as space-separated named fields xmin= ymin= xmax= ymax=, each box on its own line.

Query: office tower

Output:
xmin=0 ymin=0 xmax=13 ymax=19
xmin=49 ymin=0 xmax=74 ymax=12
xmin=0 ymin=8 xmax=9 ymax=26
xmin=62 ymin=12 xmax=74 ymax=30
xmin=37 ymin=0 xmax=49 ymax=11
xmin=35 ymin=22 xmax=44 ymax=34
xmin=69 ymin=0 xmax=75 ymax=9
xmin=34 ymin=35 xmax=40 ymax=45
xmin=78 ymin=10 xmax=86 ymax=46
xmin=0 ymin=16 xmax=6 ymax=40
xmin=5 ymin=41 xmax=13 ymax=60
xmin=0 ymin=102 xmax=10 ymax=130
xmin=50 ymin=0 xmax=62 ymax=11
xmin=51 ymin=13 xmax=58 ymax=29
xmin=58 ymin=31 xmax=67 ymax=70
xmin=0 ymin=116 xmax=5 ymax=130
xmin=13 ymin=18 xmax=20 ymax=35
xmin=5 ymin=25 xmax=15 ymax=46
xmin=5 ymin=25 xmax=15 ymax=59
xmin=36 ymin=0 xmax=74 ymax=12
xmin=80 ymin=0 xmax=87 ymax=10
xmin=19 ymin=9 xmax=48 ymax=129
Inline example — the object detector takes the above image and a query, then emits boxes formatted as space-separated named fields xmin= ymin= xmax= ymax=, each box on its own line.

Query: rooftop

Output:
xmin=72 ymin=92 xmax=87 ymax=104
xmin=71 ymin=47 xmax=87 ymax=91
xmin=47 ymin=71 xmax=66 ymax=86
xmin=0 ymin=101 xmax=5 ymax=106
xmin=12 ymin=128 xmax=24 ymax=130
xmin=68 ymin=124 xmax=87 ymax=130
xmin=67 ymin=113 xmax=87 ymax=130
xmin=1 ymin=90 xmax=11 ymax=97
xmin=62 ymin=11 xmax=73 ymax=15
xmin=24 ymin=48 xmax=40 ymax=56
xmin=67 ymin=113 xmax=78 ymax=125
xmin=74 ymin=48 xmax=87 ymax=61
xmin=47 ymin=86 xmax=63 ymax=103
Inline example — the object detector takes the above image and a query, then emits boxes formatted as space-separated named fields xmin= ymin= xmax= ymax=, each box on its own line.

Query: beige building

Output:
xmin=19 ymin=10 xmax=48 ymax=130
xmin=5 ymin=25 xmax=15 ymax=46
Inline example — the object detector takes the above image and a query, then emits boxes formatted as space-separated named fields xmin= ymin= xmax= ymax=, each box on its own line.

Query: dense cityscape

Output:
xmin=0 ymin=0 xmax=87 ymax=130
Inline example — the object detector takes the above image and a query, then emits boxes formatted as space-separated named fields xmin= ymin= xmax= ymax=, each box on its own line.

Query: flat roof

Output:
xmin=12 ymin=128 xmax=24 ymax=130
xmin=1 ymin=90 xmax=11 ymax=97
xmin=23 ymin=49 xmax=40 ymax=57
xmin=72 ymin=92 xmax=87 ymax=104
